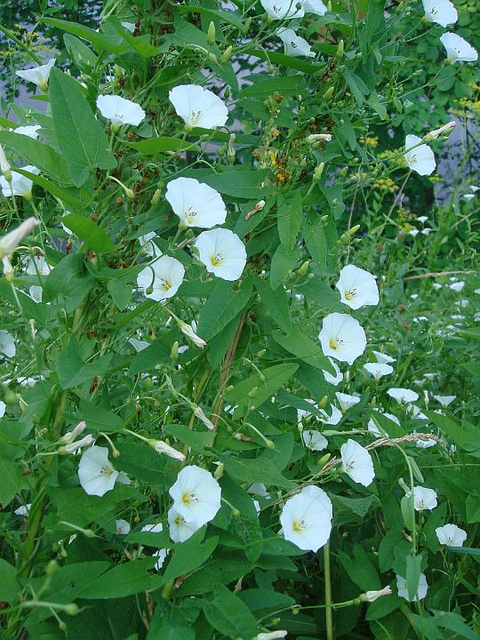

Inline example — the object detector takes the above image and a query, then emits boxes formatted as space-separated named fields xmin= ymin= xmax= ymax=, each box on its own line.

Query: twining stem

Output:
xmin=324 ymin=541 xmax=334 ymax=640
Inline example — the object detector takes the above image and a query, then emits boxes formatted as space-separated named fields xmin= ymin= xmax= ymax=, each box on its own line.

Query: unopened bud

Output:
xmin=313 ymin=162 xmax=325 ymax=182
xmin=248 ymin=386 xmax=258 ymax=399
xmin=45 ymin=560 xmax=60 ymax=577
xmin=63 ymin=603 xmax=80 ymax=616
xmin=335 ymin=39 xmax=344 ymax=58
xmin=221 ymin=45 xmax=233 ymax=63
xmin=318 ymin=395 xmax=328 ymax=409
xmin=424 ymin=120 xmax=455 ymax=142
xmin=322 ymin=87 xmax=334 ymax=101
xmin=317 ymin=452 xmax=331 ymax=468
xmin=348 ymin=224 xmax=360 ymax=236
xmin=227 ymin=133 xmax=236 ymax=163
xmin=256 ymin=348 xmax=266 ymax=358
xmin=244 ymin=17 xmax=252 ymax=32
xmin=359 ymin=586 xmax=392 ymax=602
xmin=297 ymin=260 xmax=309 ymax=277
xmin=171 ymin=340 xmax=179 ymax=360
xmin=207 ymin=21 xmax=216 ymax=46
xmin=208 ymin=52 xmax=217 ymax=63
xmin=214 ymin=462 xmax=224 ymax=479
xmin=0 ymin=146 xmax=11 ymax=182
xmin=148 ymin=439 xmax=186 ymax=461
xmin=151 ymin=188 xmax=161 ymax=205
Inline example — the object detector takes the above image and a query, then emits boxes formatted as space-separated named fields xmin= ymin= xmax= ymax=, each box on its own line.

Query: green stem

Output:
xmin=324 ymin=541 xmax=334 ymax=640
xmin=0 ymin=25 xmax=43 ymax=64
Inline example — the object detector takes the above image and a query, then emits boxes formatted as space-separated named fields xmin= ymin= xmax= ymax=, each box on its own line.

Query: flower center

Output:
xmin=210 ymin=253 xmax=224 ymax=267
xmin=344 ymin=288 xmax=357 ymax=300
xmin=159 ymin=277 xmax=172 ymax=291
xmin=273 ymin=4 xmax=282 ymax=13
xmin=292 ymin=518 xmax=307 ymax=533
xmin=184 ymin=206 xmax=197 ymax=223
xmin=181 ymin=491 xmax=198 ymax=506
xmin=291 ymin=41 xmax=298 ymax=49
xmin=99 ymin=465 xmax=114 ymax=476
xmin=345 ymin=460 xmax=355 ymax=472
xmin=174 ymin=514 xmax=186 ymax=526
xmin=417 ymin=500 xmax=425 ymax=509
xmin=329 ymin=337 xmax=344 ymax=350
xmin=190 ymin=110 xmax=202 ymax=125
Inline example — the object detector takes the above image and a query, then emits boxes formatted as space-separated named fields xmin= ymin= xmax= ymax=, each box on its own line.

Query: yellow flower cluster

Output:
xmin=371 ymin=177 xmax=398 ymax=193
xmin=359 ymin=136 xmax=379 ymax=147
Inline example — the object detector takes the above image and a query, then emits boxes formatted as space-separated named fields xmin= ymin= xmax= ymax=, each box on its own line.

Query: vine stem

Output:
xmin=324 ymin=540 xmax=334 ymax=640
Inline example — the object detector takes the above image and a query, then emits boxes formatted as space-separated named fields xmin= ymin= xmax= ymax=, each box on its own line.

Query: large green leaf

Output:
xmin=41 ymin=18 xmax=127 ymax=54
xmin=49 ymin=68 xmax=116 ymax=187
xmin=0 ymin=443 xmax=29 ymax=508
xmin=127 ymin=137 xmax=200 ymax=155
xmin=197 ymin=278 xmax=253 ymax=341
xmin=62 ymin=214 xmax=116 ymax=253
xmin=161 ymin=530 xmax=219 ymax=585
xmin=0 ymin=559 xmax=19 ymax=603
xmin=203 ymin=584 xmax=258 ymax=640
xmin=56 ymin=337 xmax=113 ymax=390
xmin=75 ymin=559 xmax=162 ymax=599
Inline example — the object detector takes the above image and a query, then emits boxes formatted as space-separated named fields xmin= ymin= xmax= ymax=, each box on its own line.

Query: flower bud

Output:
xmin=313 ymin=162 xmax=325 ymax=182
xmin=423 ymin=120 xmax=455 ymax=142
xmin=221 ymin=46 xmax=233 ymax=63
xmin=335 ymin=39 xmax=344 ymax=58
xmin=207 ymin=21 xmax=216 ymax=45
xmin=148 ymin=439 xmax=186 ymax=461
xmin=178 ymin=320 xmax=207 ymax=348
xmin=193 ymin=405 xmax=215 ymax=430
xmin=248 ymin=386 xmax=258 ymax=399
xmin=318 ymin=395 xmax=328 ymax=409
xmin=45 ymin=559 xmax=60 ymax=577
xmin=227 ymin=133 xmax=236 ymax=163
xmin=0 ymin=217 xmax=41 ymax=258
xmin=317 ymin=452 xmax=331 ymax=468
xmin=244 ymin=17 xmax=252 ymax=32
xmin=359 ymin=586 xmax=392 ymax=602
xmin=297 ymin=260 xmax=309 ymax=277
xmin=214 ymin=462 xmax=224 ymax=479
xmin=63 ymin=603 xmax=80 ymax=616
xmin=0 ymin=146 xmax=11 ymax=182
xmin=151 ymin=188 xmax=161 ymax=205
xmin=61 ymin=421 xmax=87 ymax=445
xmin=171 ymin=340 xmax=179 ymax=360
xmin=322 ymin=87 xmax=334 ymax=101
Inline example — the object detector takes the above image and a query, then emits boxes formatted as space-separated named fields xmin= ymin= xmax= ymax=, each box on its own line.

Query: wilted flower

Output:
xmin=440 ymin=32 xmax=478 ymax=64
xmin=359 ymin=586 xmax=393 ymax=602
xmin=280 ymin=485 xmax=333 ymax=552
xmin=277 ymin=28 xmax=315 ymax=57
xmin=61 ymin=421 xmax=87 ymax=445
xmin=404 ymin=135 xmax=436 ymax=176
xmin=322 ymin=358 xmax=343 ymax=386
xmin=260 ymin=0 xmax=304 ymax=19
xmin=193 ymin=405 xmax=215 ymax=431
xmin=137 ymin=255 xmax=185 ymax=301
xmin=168 ymin=507 xmax=201 ymax=542
xmin=148 ymin=439 xmax=186 ymax=461
xmin=307 ymin=133 xmax=332 ymax=144
xmin=255 ymin=632 xmax=288 ymax=640
xmin=301 ymin=429 xmax=328 ymax=451
xmin=169 ymin=84 xmax=228 ymax=129
xmin=435 ymin=523 xmax=467 ymax=547
xmin=16 ymin=59 xmax=55 ymax=91
xmin=341 ymin=439 xmax=375 ymax=486
xmin=169 ymin=465 xmax=221 ymax=528
xmin=408 ymin=486 xmax=438 ymax=511
xmin=336 ymin=265 xmax=379 ymax=310
xmin=0 ymin=330 xmax=16 ymax=358
xmin=60 ymin=434 xmax=94 ymax=454
xmin=195 ymin=228 xmax=247 ymax=281
xmin=78 ymin=446 xmax=119 ymax=497
xmin=0 ymin=166 xmax=40 ymax=199
xmin=422 ymin=0 xmax=457 ymax=26
xmin=425 ymin=120 xmax=456 ymax=141
xmin=372 ymin=350 xmax=396 ymax=364
xmin=387 ymin=387 xmax=419 ymax=404
xmin=318 ymin=313 xmax=367 ymax=365
xmin=396 ymin=573 xmax=428 ymax=601
xmin=165 ymin=177 xmax=227 ymax=228
xmin=335 ymin=392 xmax=360 ymax=412
xmin=96 ymin=94 xmax=146 ymax=127
xmin=178 ymin=320 xmax=207 ymax=348
xmin=364 ymin=362 xmax=394 ymax=380
xmin=13 ymin=125 xmax=41 ymax=139
xmin=433 ymin=394 xmax=456 ymax=407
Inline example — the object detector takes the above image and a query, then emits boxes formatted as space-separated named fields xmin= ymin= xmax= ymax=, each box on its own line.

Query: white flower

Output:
xmin=96 ymin=94 xmax=145 ymax=127
xmin=318 ymin=404 xmax=342 ymax=425
xmin=408 ymin=486 xmax=438 ymax=511
xmin=137 ymin=255 xmax=185 ymax=301
xmin=425 ymin=120 xmax=456 ymax=141
xmin=13 ymin=125 xmax=41 ymax=139
xmin=297 ymin=398 xmax=316 ymax=423
xmin=168 ymin=465 xmax=221 ymax=528
xmin=404 ymin=134 xmax=436 ymax=176
xmin=0 ymin=166 xmax=40 ymax=199
xmin=367 ymin=411 xmax=400 ymax=437
xmin=78 ymin=446 xmax=119 ymax=497
xmin=372 ymin=350 xmax=396 ymax=364
xmin=178 ymin=320 xmax=207 ymax=348
xmin=152 ymin=548 xmax=170 ymax=571
xmin=301 ymin=429 xmax=328 ymax=451
xmin=0 ymin=401 xmax=5 ymax=418
xmin=115 ymin=519 xmax=131 ymax=535
xmin=340 ymin=439 xmax=375 ymax=487
xmin=60 ymin=434 xmax=94 ymax=454
xmin=463 ymin=194 xmax=475 ymax=200
xmin=15 ymin=503 xmax=31 ymax=516
xmin=16 ymin=59 xmax=55 ymax=91
xmin=0 ymin=330 xmax=16 ymax=358
xmin=387 ymin=387 xmax=419 ymax=404
xmin=335 ymin=392 xmax=360 ymax=412
xmin=323 ymin=358 xmax=343 ymax=386
xmin=360 ymin=586 xmax=393 ymax=602
xmin=336 ymin=265 xmax=379 ymax=310
xmin=128 ymin=337 xmax=150 ymax=352
xmin=260 ymin=0 xmax=304 ymax=19
xmin=318 ymin=313 xmax=367 ymax=365
xmin=195 ymin=228 xmax=246 ymax=281
xmin=417 ymin=216 xmax=428 ymax=223
xmin=193 ymin=405 xmax=215 ymax=431
xmin=435 ymin=524 xmax=467 ymax=547
xmin=165 ymin=177 xmax=227 ymax=228
xmin=449 ymin=281 xmax=465 ymax=292
xmin=138 ymin=232 xmax=162 ymax=259
xmin=422 ymin=0 xmax=457 ymax=26
xmin=280 ymin=485 xmax=332 ymax=552
xmin=0 ymin=146 xmax=10 ymax=179
xmin=396 ymin=573 xmax=428 ymax=601
xmin=364 ymin=362 xmax=394 ymax=380
xmin=277 ymin=28 xmax=314 ymax=57
xmin=440 ymin=32 xmax=478 ymax=64
xmin=302 ymin=0 xmax=328 ymax=14
xmin=255 ymin=632 xmax=288 ymax=640
xmin=26 ymin=255 xmax=51 ymax=302
xmin=407 ymin=404 xmax=428 ymax=420
xmin=248 ymin=483 xmax=270 ymax=499
xmin=149 ymin=439 xmax=186 ymax=461
xmin=416 ymin=437 xmax=437 ymax=449
xmin=433 ymin=394 xmax=456 ymax=407
xmin=169 ymin=84 xmax=228 ymax=129
xmin=168 ymin=507 xmax=201 ymax=542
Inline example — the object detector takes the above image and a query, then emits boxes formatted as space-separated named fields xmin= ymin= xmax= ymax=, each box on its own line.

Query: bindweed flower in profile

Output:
xmin=280 ymin=485 xmax=333 ymax=552
xmin=16 ymin=59 xmax=55 ymax=91
xmin=169 ymin=84 xmax=228 ymax=129
xmin=302 ymin=0 xmax=328 ymax=14
xmin=318 ymin=404 xmax=343 ymax=425
xmin=301 ymin=429 xmax=328 ymax=451
xmin=13 ymin=125 xmax=41 ymax=140
xmin=359 ymin=586 xmax=393 ymax=602
xmin=0 ymin=166 xmax=40 ymax=199
xmin=318 ymin=313 xmax=367 ymax=365
xmin=165 ymin=177 xmax=227 ymax=228
xmin=195 ymin=228 xmax=247 ymax=281
xmin=408 ymin=486 xmax=438 ymax=511
xmin=169 ymin=465 xmax=221 ymax=528
xmin=387 ymin=387 xmax=419 ymax=404
xmin=341 ymin=439 xmax=375 ymax=486
xmin=440 ymin=32 xmax=478 ymax=64
xmin=78 ymin=446 xmax=119 ymax=497
xmin=96 ymin=94 xmax=146 ymax=127
xmin=433 ymin=394 xmax=456 ymax=407
xmin=148 ymin=438 xmax=186 ymax=462
xmin=0 ymin=331 xmax=16 ymax=358
xmin=137 ymin=255 xmax=185 ymax=301
xmin=322 ymin=358 xmax=343 ymax=386
xmin=404 ymin=135 xmax=436 ymax=176
xmin=396 ymin=573 xmax=428 ymax=601
xmin=336 ymin=265 xmax=379 ymax=310
xmin=335 ymin=392 xmax=360 ymax=412
xmin=0 ymin=217 xmax=40 ymax=261
xmin=372 ymin=350 xmax=396 ymax=364
xmin=435 ymin=524 xmax=467 ymax=547
xmin=422 ymin=0 xmax=457 ymax=26
xmin=260 ymin=0 xmax=304 ymax=19
xmin=277 ymin=28 xmax=315 ymax=57
xmin=168 ymin=507 xmax=201 ymax=543
xmin=363 ymin=362 xmax=394 ymax=380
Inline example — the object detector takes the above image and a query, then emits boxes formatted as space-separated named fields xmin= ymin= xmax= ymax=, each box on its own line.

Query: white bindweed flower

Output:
xmin=60 ymin=434 xmax=94 ymax=454
xmin=433 ymin=394 xmax=456 ymax=407
xmin=137 ymin=255 xmax=185 ymax=301
xmin=301 ymin=429 xmax=328 ymax=451
xmin=168 ymin=507 xmax=201 ymax=542
xmin=115 ymin=519 xmax=131 ymax=535
xmin=15 ymin=503 xmax=32 ymax=516
xmin=318 ymin=313 xmax=367 ymax=365
xmin=0 ymin=166 xmax=40 ymax=199
xmin=277 ymin=28 xmax=315 ymax=57
xmin=323 ymin=358 xmax=343 ymax=386
xmin=96 ymin=94 xmax=146 ymax=127
xmin=422 ymin=0 xmax=457 ymax=26
xmin=396 ymin=573 xmax=428 ymax=601
xmin=260 ymin=0 xmax=304 ymax=19
xmin=13 ymin=125 xmax=41 ymax=140
xmin=26 ymin=255 xmax=51 ymax=302
xmin=336 ymin=265 xmax=379 ymax=310
xmin=440 ymin=32 xmax=478 ymax=64
xmin=193 ymin=405 xmax=215 ymax=431
xmin=61 ymin=422 xmax=87 ymax=445
xmin=169 ymin=465 xmax=221 ymax=528
xmin=178 ymin=320 xmax=207 ymax=348
xmin=318 ymin=404 xmax=343 ymax=425
xmin=148 ymin=439 xmax=186 ymax=462
xmin=248 ymin=483 xmax=271 ymax=499
xmin=407 ymin=404 xmax=428 ymax=420
xmin=359 ymin=586 xmax=393 ymax=602
xmin=449 ymin=281 xmax=465 ymax=292
xmin=341 ymin=439 xmax=375 ymax=486
xmin=16 ymin=59 xmax=55 ymax=91
xmin=404 ymin=134 xmax=436 ymax=176
xmin=416 ymin=436 xmax=437 ymax=449
xmin=408 ymin=486 xmax=438 ymax=511
xmin=138 ymin=232 xmax=162 ymax=259
xmin=335 ymin=392 xmax=360 ymax=412
xmin=302 ymin=0 xmax=328 ymax=13
xmin=195 ymin=228 xmax=247 ymax=281
xmin=152 ymin=548 xmax=170 ymax=571
xmin=297 ymin=398 xmax=316 ymax=423
xmin=78 ymin=446 xmax=119 ymax=497
xmin=0 ymin=146 xmax=10 ymax=180
xmin=387 ymin=387 xmax=419 ymax=404
xmin=169 ymin=84 xmax=228 ymax=129
xmin=367 ymin=410 xmax=400 ymax=437
xmin=165 ymin=177 xmax=227 ymax=228
xmin=435 ymin=524 xmax=467 ymax=547
xmin=280 ymin=485 xmax=332 ymax=552
xmin=364 ymin=362 xmax=394 ymax=380
xmin=372 ymin=350 xmax=396 ymax=364
xmin=0 ymin=401 xmax=5 ymax=418
xmin=255 ymin=632 xmax=288 ymax=640
xmin=0 ymin=330 xmax=16 ymax=358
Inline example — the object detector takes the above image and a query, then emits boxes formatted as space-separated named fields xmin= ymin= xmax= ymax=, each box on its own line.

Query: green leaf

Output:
xmin=147 ymin=619 xmax=195 ymax=640
xmin=338 ymin=545 xmax=381 ymax=591
xmin=62 ymin=214 xmax=116 ymax=253
xmin=197 ymin=278 xmax=253 ymax=341
xmin=406 ymin=553 xmax=423 ymax=601
xmin=64 ymin=34 xmax=98 ymax=70
xmin=221 ymin=455 xmax=296 ymax=490
xmin=42 ymin=254 xmax=95 ymax=312
xmin=277 ymin=192 xmax=303 ymax=250
xmin=163 ymin=424 xmax=213 ymax=452
xmin=272 ymin=331 xmax=333 ymax=371
xmin=127 ymin=137 xmax=200 ymax=155
xmin=14 ymin=169 xmax=83 ymax=207
xmin=186 ymin=169 xmax=273 ymax=199
xmin=0 ymin=443 xmax=30 ymax=507
xmin=56 ymin=337 xmax=113 ymax=390
xmin=49 ymin=68 xmax=116 ymax=187
xmin=76 ymin=559 xmax=162 ymax=598
xmin=344 ymin=69 xmax=369 ymax=106
xmin=128 ymin=339 xmax=173 ymax=375
xmin=203 ymin=584 xmax=258 ymax=640
xmin=0 ymin=559 xmax=19 ymax=603
xmin=41 ymin=18 xmax=127 ymax=54
xmin=270 ymin=245 xmax=300 ymax=290
xmin=161 ymin=530 xmax=218 ymax=585
xmin=255 ymin=278 xmax=292 ymax=333
xmin=79 ymin=399 xmax=124 ymax=433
